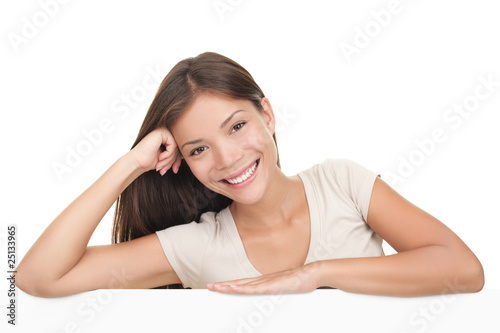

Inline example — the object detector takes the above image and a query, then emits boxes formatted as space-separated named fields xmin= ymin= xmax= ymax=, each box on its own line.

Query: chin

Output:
xmin=207 ymin=180 xmax=268 ymax=206
xmin=211 ymin=185 xmax=265 ymax=205
xmin=231 ymin=192 xmax=265 ymax=206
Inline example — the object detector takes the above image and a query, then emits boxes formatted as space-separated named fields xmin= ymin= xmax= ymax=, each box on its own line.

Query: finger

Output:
xmin=212 ymin=283 xmax=269 ymax=295
xmin=163 ymin=131 xmax=178 ymax=151
xmin=208 ymin=283 xmax=251 ymax=294
xmin=157 ymin=149 xmax=181 ymax=172
xmin=157 ymin=150 xmax=170 ymax=161
xmin=212 ymin=276 xmax=261 ymax=286
xmin=207 ymin=280 xmax=244 ymax=292
xmin=155 ymin=158 xmax=171 ymax=173
xmin=155 ymin=150 xmax=180 ymax=173
xmin=172 ymin=154 xmax=182 ymax=174
xmin=158 ymin=160 xmax=175 ymax=176
xmin=208 ymin=277 xmax=268 ymax=293
xmin=158 ymin=127 xmax=174 ymax=146
xmin=160 ymin=161 xmax=175 ymax=176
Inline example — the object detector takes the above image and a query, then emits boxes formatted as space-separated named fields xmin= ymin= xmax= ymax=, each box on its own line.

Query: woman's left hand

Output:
xmin=207 ymin=263 xmax=321 ymax=294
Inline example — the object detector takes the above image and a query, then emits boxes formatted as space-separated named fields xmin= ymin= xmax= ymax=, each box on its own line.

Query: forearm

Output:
xmin=16 ymin=154 xmax=143 ymax=288
xmin=312 ymin=245 xmax=484 ymax=296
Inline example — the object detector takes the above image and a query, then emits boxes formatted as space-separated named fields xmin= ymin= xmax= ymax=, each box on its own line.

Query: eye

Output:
xmin=189 ymin=122 xmax=246 ymax=156
xmin=231 ymin=121 xmax=246 ymax=133
xmin=190 ymin=147 xmax=207 ymax=156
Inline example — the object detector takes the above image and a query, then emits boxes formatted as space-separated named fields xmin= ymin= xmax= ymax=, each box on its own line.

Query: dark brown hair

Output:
xmin=112 ymin=52 xmax=280 ymax=288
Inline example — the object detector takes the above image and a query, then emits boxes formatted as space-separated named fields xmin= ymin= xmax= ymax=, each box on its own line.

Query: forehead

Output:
xmin=171 ymin=93 xmax=256 ymax=142
xmin=174 ymin=94 xmax=253 ymax=129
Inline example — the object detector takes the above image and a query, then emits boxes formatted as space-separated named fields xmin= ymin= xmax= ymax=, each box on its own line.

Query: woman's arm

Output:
xmin=314 ymin=177 xmax=484 ymax=296
xmin=15 ymin=128 xmax=183 ymax=297
xmin=209 ymin=178 xmax=484 ymax=295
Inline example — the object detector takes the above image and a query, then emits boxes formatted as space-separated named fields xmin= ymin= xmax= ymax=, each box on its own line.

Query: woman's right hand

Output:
xmin=129 ymin=127 xmax=183 ymax=175
xmin=15 ymin=126 xmax=183 ymax=297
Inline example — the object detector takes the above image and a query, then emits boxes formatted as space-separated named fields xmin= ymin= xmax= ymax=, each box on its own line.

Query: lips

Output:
xmin=221 ymin=159 xmax=259 ymax=185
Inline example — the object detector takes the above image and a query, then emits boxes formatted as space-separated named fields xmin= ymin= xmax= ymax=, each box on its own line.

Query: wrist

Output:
xmin=304 ymin=261 xmax=325 ymax=289
xmin=306 ymin=260 xmax=333 ymax=289
xmin=121 ymin=151 xmax=146 ymax=172
xmin=115 ymin=153 xmax=146 ymax=186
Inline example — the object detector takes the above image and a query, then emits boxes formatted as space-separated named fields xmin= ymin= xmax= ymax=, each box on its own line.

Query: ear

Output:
xmin=260 ymin=97 xmax=276 ymax=134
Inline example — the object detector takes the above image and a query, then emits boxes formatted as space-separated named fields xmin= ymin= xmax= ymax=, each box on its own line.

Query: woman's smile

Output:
xmin=220 ymin=158 xmax=260 ymax=188
xmin=172 ymin=92 xmax=278 ymax=204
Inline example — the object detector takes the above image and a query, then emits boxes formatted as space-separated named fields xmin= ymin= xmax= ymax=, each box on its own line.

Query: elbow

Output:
xmin=15 ymin=272 xmax=42 ymax=297
xmin=451 ymin=254 xmax=485 ymax=294
xmin=14 ymin=271 xmax=36 ymax=297
xmin=15 ymin=269 xmax=59 ymax=298
xmin=466 ymin=258 xmax=485 ymax=293
xmin=16 ymin=281 xmax=59 ymax=298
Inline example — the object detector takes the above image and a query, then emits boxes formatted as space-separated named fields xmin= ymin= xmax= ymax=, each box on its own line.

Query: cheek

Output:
xmin=186 ymin=162 xmax=209 ymax=184
xmin=240 ymin=126 xmax=274 ymax=151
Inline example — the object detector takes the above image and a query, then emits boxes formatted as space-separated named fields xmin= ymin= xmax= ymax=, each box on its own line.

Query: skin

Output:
xmin=172 ymin=93 xmax=312 ymax=276
xmin=15 ymin=93 xmax=484 ymax=297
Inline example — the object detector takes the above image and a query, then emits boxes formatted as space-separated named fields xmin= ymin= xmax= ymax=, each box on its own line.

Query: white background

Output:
xmin=1 ymin=0 xmax=499 ymax=332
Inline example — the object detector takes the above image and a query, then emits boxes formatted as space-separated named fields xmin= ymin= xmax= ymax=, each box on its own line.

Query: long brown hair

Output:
xmin=112 ymin=52 xmax=280 ymax=287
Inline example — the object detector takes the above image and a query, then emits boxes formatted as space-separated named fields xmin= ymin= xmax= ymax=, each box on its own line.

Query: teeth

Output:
xmin=226 ymin=161 xmax=257 ymax=185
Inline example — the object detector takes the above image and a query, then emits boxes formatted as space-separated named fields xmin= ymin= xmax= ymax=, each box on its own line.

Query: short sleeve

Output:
xmin=155 ymin=212 xmax=217 ymax=288
xmin=324 ymin=159 xmax=379 ymax=222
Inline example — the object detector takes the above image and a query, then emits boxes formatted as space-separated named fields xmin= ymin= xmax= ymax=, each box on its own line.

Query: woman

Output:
xmin=15 ymin=52 xmax=484 ymax=297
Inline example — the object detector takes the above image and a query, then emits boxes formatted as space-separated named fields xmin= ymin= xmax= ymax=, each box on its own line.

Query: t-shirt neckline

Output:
xmin=219 ymin=171 xmax=320 ymax=276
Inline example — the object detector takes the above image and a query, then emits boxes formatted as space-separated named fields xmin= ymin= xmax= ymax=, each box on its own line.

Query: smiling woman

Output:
xmin=14 ymin=52 xmax=484 ymax=297
xmin=112 ymin=53 xmax=283 ymax=288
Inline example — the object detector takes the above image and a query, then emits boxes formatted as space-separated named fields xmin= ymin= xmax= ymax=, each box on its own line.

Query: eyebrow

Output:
xmin=181 ymin=109 xmax=246 ymax=150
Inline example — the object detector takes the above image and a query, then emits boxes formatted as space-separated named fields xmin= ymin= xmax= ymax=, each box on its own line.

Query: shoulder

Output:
xmin=156 ymin=210 xmax=222 ymax=242
xmin=153 ymin=209 xmax=226 ymax=289
xmin=301 ymin=158 xmax=377 ymax=183
xmin=300 ymin=159 xmax=379 ymax=214
xmin=329 ymin=159 xmax=380 ymax=218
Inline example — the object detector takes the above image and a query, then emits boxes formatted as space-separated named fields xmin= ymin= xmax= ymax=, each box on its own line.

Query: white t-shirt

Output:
xmin=156 ymin=159 xmax=384 ymax=289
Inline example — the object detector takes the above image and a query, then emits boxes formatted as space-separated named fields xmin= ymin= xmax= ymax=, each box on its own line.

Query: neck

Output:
xmin=229 ymin=166 xmax=301 ymax=229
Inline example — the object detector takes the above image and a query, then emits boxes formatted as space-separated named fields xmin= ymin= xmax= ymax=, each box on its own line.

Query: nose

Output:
xmin=213 ymin=140 xmax=243 ymax=171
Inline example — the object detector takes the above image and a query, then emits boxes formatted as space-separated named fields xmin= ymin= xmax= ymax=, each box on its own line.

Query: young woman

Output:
xmin=15 ymin=52 xmax=484 ymax=297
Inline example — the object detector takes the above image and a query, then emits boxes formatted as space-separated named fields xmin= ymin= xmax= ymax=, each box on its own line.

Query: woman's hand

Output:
xmin=128 ymin=127 xmax=182 ymax=175
xmin=15 ymin=127 xmax=184 ymax=297
xmin=206 ymin=263 xmax=321 ymax=294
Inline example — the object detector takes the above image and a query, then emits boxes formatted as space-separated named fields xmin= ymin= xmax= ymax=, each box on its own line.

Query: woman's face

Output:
xmin=171 ymin=93 xmax=277 ymax=205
